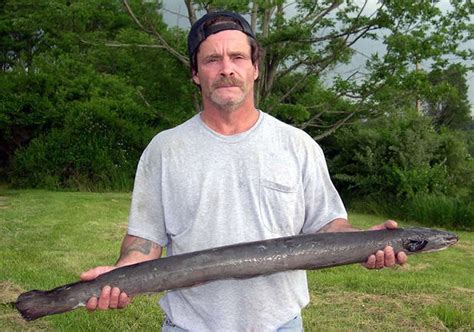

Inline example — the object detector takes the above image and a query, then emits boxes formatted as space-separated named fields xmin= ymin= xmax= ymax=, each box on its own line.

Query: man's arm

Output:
xmin=80 ymin=234 xmax=162 ymax=311
xmin=318 ymin=218 xmax=407 ymax=269
xmin=317 ymin=218 xmax=359 ymax=233
xmin=116 ymin=234 xmax=163 ymax=266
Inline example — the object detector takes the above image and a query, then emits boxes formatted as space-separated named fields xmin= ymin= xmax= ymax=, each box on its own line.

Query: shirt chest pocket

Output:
xmin=259 ymin=179 xmax=304 ymax=235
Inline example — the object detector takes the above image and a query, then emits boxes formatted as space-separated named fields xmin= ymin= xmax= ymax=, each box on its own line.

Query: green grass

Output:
xmin=0 ymin=190 xmax=472 ymax=331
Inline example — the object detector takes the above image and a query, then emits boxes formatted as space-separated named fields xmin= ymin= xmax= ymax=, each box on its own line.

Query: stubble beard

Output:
xmin=210 ymin=92 xmax=246 ymax=112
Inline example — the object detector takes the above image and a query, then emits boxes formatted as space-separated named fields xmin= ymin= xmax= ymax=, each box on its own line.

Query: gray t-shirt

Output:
xmin=128 ymin=111 xmax=347 ymax=331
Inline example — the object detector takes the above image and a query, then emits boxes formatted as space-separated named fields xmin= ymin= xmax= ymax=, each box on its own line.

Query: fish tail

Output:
xmin=15 ymin=290 xmax=50 ymax=321
xmin=15 ymin=280 xmax=93 ymax=321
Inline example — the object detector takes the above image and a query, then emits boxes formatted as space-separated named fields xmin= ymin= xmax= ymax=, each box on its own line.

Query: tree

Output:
xmin=0 ymin=0 xmax=195 ymax=188
xmin=422 ymin=63 xmax=472 ymax=130
xmin=2 ymin=0 xmax=472 ymax=190
xmin=119 ymin=0 xmax=473 ymax=139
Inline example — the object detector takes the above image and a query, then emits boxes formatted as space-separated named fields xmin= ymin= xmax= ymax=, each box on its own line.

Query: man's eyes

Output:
xmin=204 ymin=55 xmax=248 ymax=63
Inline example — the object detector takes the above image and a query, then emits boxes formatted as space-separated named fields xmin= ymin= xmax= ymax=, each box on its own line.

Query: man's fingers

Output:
xmin=85 ymin=287 xmax=129 ymax=311
xmin=364 ymin=221 xmax=408 ymax=269
xmin=368 ymin=219 xmax=398 ymax=231
xmin=375 ymin=250 xmax=385 ymax=269
xmin=109 ymin=287 xmax=121 ymax=309
xmin=396 ymin=251 xmax=407 ymax=265
xmin=384 ymin=246 xmax=396 ymax=267
xmin=80 ymin=270 xmax=96 ymax=281
xmin=363 ymin=245 xmax=407 ymax=270
xmin=86 ymin=297 xmax=98 ymax=311
xmin=98 ymin=286 xmax=111 ymax=310
xmin=364 ymin=254 xmax=376 ymax=268
xmin=118 ymin=292 xmax=130 ymax=309
xmin=383 ymin=220 xmax=398 ymax=229
xmin=80 ymin=266 xmax=115 ymax=281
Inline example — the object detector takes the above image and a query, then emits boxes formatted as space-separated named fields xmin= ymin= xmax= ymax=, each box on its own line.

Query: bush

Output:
xmin=11 ymin=95 xmax=155 ymax=191
xmin=328 ymin=109 xmax=444 ymax=199
xmin=325 ymin=109 xmax=473 ymax=230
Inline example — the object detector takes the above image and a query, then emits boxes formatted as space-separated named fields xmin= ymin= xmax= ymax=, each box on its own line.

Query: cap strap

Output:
xmin=204 ymin=22 xmax=243 ymax=38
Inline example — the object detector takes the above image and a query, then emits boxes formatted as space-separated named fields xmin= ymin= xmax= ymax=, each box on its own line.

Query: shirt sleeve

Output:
xmin=127 ymin=139 xmax=169 ymax=246
xmin=301 ymin=139 xmax=347 ymax=234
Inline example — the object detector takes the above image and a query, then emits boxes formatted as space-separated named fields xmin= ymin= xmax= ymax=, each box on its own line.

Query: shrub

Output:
xmin=326 ymin=109 xmax=473 ymax=230
xmin=11 ymin=96 xmax=154 ymax=191
xmin=328 ymin=109 xmax=443 ymax=200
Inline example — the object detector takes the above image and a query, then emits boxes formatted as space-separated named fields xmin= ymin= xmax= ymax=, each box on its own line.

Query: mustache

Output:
xmin=211 ymin=77 xmax=244 ymax=89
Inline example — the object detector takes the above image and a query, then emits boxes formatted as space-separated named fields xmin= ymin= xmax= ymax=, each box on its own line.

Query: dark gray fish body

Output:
xmin=15 ymin=227 xmax=457 ymax=321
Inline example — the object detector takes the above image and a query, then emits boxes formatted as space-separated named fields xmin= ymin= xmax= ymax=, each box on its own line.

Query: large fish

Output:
xmin=15 ymin=227 xmax=457 ymax=321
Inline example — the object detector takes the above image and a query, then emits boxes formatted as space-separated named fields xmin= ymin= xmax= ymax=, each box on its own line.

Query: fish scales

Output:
xmin=15 ymin=227 xmax=457 ymax=321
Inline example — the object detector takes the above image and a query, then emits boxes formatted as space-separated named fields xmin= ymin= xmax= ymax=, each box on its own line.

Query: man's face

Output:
xmin=192 ymin=30 xmax=259 ymax=111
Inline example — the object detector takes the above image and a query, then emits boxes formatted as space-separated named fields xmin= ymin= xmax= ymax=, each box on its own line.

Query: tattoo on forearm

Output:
xmin=120 ymin=238 xmax=157 ymax=259
xmin=317 ymin=223 xmax=331 ymax=233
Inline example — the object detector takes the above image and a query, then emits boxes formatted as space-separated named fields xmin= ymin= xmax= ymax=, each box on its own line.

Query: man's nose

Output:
xmin=219 ymin=57 xmax=235 ymax=76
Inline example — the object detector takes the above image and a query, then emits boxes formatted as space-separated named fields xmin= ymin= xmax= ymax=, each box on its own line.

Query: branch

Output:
xmin=162 ymin=7 xmax=189 ymax=21
xmin=307 ymin=119 xmax=359 ymax=129
xmin=262 ymin=5 xmax=276 ymax=38
xmin=136 ymin=88 xmax=152 ymax=108
xmin=123 ymin=0 xmax=150 ymax=33
xmin=301 ymin=24 xmax=379 ymax=44
xmin=355 ymin=0 xmax=369 ymax=22
xmin=303 ymin=74 xmax=391 ymax=139
xmin=301 ymin=0 xmax=342 ymax=26
xmin=80 ymin=38 xmax=166 ymax=49
xmin=299 ymin=89 xmax=349 ymax=131
xmin=276 ymin=23 xmax=377 ymax=78
xmin=277 ymin=72 xmax=310 ymax=105
xmin=312 ymin=112 xmax=355 ymax=140
xmin=251 ymin=1 xmax=258 ymax=33
xmin=122 ymin=0 xmax=189 ymax=67
xmin=147 ymin=17 xmax=190 ymax=66
xmin=275 ymin=56 xmax=308 ymax=80
xmin=185 ymin=0 xmax=197 ymax=26
xmin=299 ymin=109 xmax=328 ymax=131
xmin=277 ymin=48 xmax=342 ymax=81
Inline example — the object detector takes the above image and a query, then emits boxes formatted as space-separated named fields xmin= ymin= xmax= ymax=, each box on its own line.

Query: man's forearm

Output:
xmin=116 ymin=234 xmax=162 ymax=267
xmin=317 ymin=218 xmax=360 ymax=233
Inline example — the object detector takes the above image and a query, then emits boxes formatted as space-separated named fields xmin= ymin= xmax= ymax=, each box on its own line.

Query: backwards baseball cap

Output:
xmin=187 ymin=11 xmax=256 ymax=61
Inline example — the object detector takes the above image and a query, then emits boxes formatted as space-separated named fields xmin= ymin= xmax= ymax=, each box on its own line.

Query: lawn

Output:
xmin=0 ymin=189 xmax=472 ymax=331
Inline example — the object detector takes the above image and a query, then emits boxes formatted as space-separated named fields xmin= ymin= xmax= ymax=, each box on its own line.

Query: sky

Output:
xmin=161 ymin=0 xmax=473 ymax=113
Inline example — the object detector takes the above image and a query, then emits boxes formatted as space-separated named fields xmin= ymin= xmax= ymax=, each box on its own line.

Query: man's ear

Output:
xmin=192 ymin=70 xmax=200 ymax=85
xmin=253 ymin=62 xmax=259 ymax=81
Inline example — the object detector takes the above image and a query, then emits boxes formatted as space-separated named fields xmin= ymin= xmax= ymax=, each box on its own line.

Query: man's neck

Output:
xmin=200 ymin=105 xmax=259 ymax=136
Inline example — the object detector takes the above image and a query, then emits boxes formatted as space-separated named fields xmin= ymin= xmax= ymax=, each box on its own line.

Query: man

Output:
xmin=81 ymin=11 xmax=407 ymax=331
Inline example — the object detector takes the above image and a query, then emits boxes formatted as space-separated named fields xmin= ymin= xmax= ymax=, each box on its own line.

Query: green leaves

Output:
xmin=327 ymin=107 xmax=472 ymax=204
xmin=1 ymin=0 xmax=472 ymax=190
xmin=0 ymin=0 xmax=198 ymax=189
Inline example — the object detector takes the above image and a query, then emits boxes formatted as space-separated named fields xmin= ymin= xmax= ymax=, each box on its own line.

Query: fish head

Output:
xmin=402 ymin=228 xmax=458 ymax=253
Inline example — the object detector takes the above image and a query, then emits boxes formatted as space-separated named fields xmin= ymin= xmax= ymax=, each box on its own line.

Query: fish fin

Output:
xmin=15 ymin=290 xmax=49 ymax=321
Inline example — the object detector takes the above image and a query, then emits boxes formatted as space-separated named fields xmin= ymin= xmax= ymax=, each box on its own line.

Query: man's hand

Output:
xmin=79 ymin=234 xmax=162 ymax=312
xmin=80 ymin=266 xmax=131 ymax=311
xmin=362 ymin=220 xmax=408 ymax=269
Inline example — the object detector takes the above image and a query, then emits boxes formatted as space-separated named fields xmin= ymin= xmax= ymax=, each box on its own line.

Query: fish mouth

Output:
xmin=445 ymin=235 xmax=459 ymax=246
xmin=424 ymin=234 xmax=459 ymax=253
